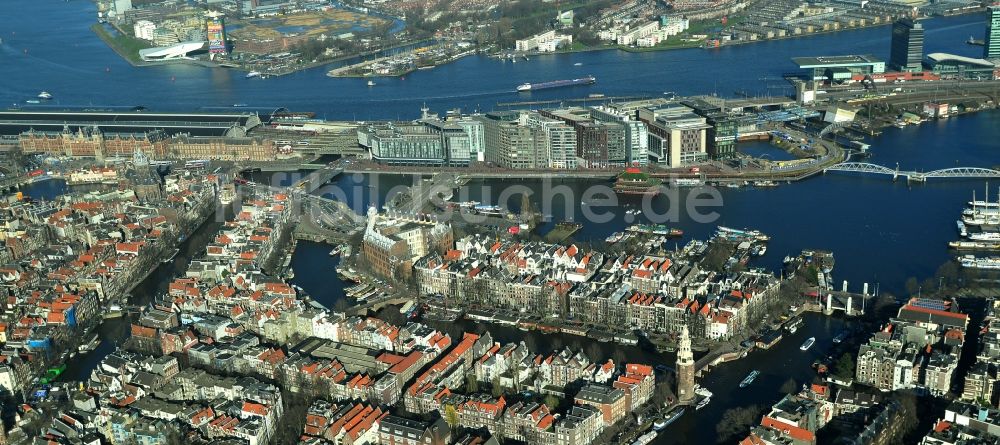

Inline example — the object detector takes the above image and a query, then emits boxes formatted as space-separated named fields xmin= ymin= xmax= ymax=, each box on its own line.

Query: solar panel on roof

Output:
xmin=910 ymin=299 xmax=949 ymax=311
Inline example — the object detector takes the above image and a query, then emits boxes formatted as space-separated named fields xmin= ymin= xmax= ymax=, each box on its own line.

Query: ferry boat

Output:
xmin=753 ymin=180 xmax=778 ymax=187
xmin=739 ymin=370 xmax=759 ymax=388
xmin=654 ymin=407 xmax=685 ymax=431
xmin=37 ymin=91 xmax=53 ymax=100
xmin=631 ymin=430 xmax=657 ymax=445
xmin=969 ymin=232 xmax=1000 ymax=242
xmin=161 ymin=248 xmax=179 ymax=264
xmin=800 ymin=337 xmax=816 ymax=351
xmin=960 ymin=255 xmax=1000 ymax=270
xmin=517 ymin=75 xmax=596 ymax=92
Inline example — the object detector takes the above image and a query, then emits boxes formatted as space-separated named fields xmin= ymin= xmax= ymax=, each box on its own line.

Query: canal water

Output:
xmin=0 ymin=0 xmax=989 ymax=119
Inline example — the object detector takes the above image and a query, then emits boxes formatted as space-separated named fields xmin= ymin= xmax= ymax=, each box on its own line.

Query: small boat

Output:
xmin=78 ymin=333 xmax=100 ymax=352
xmin=695 ymin=396 xmax=710 ymax=410
xmin=161 ymin=248 xmax=180 ymax=264
xmin=654 ymin=407 xmax=685 ymax=431
xmin=800 ymin=337 xmax=816 ymax=351
xmin=232 ymin=103 xmax=248 ymax=107
xmin=367 ymin=80 xmax=376 ymax=86
xmin=832 ymin=331 xmax=848 ymax=344
xmin=631 ymin=431 xmax=657 ymax=445
xmin=694 ymin=386 xmax=712 ymax=409
xmin=739 ymin=370 xmax=759 ymax=388
xmin=573 ymin=62 xmax=582 ymax=66
xmin=246 ymin=71 xmax=261 ymax=78
xmin=37 ymin=91 xmax=53 ymax=100
xmin=25 ymin=99 xmax=40 ymax=104
xmin=329 ymin=245 xmax=343 ymax=256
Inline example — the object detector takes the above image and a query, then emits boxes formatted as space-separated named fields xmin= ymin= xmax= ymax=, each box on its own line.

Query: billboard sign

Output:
xmin=207 ymin=18 xmax=226 ymax=54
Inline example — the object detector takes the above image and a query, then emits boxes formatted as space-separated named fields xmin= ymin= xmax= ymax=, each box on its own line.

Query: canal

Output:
xmin=59 ymin=206 xmax=231 ymax=382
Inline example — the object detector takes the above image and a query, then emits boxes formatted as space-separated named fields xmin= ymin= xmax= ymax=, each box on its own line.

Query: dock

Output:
xmin=497 ymin=95 xmax=653 ymax=107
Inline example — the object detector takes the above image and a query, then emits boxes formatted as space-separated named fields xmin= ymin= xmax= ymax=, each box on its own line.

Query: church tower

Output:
xmin=676 ymin=325 xmax=696 ymax=405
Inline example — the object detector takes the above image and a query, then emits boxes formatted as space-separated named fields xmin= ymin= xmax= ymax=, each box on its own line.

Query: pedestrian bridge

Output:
xmin=823 ymin=162 xmax=1000 ymax=182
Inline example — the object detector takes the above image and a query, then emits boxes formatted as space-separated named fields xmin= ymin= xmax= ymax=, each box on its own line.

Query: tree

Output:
xmin=333 ymin=297 xmax=351 ymax=313
xmin=888 ymin=391 xmax=920 ymax=443
xmin=716 ymin=405 xmax=766 ymax=443
xmin=651 ymin=381 xmax=674 ymax=407
xmin=905 ymin=277 xmax=919 ymax=295
xmin=491 ymin=377 xmax=503 ymax=397
xmin=833 ymin=353 xmax=855 ymax=380
xmin=543 ymin=394 xmax=561 ymax=410
xmin=443 ymin=404 xmax=459 ymax=430
xmin=936 ymin=261 xmax=960 ymax=290
xmin=466 ymin=374 xmax=479 ymax=393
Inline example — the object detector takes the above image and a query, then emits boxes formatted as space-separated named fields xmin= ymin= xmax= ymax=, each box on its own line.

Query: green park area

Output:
xmin=91 ymin=23 xmax=152 ymax=64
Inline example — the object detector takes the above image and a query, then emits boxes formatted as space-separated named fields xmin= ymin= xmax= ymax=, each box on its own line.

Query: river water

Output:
xmin=0 ymin=1 xmax=990 ymax=119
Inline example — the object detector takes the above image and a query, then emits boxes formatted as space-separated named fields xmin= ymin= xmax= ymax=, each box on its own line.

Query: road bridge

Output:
xmin=291 ymin=165 xmax=344 ymax=193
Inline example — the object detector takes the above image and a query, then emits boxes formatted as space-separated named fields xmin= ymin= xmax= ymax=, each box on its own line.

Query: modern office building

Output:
xmin=421 ymin=119 xmax=472 ymax=166
xmin=477 ymin=112 xmax=546 ymax=169
xmin=589 ymin=106 xmax=649 ymax=166
xmin=541 ymin=108 xmax=626 ymax=168
xmin=925 ymin=53 xmax=997 ymax=80
xmin=792 ymin=55 xmax=886 ymax=81
xmin=889 ymin=18 xmax=924 ymax=72
xmin=986 ymin=5 xmax=1000 ymax=60
xmin=358 ymin=122 xmax=462 ymax=166
xmin=683 ymin=99 xmax=738 ymax=160
xmin=456 ymin=118 xmax=485 ymax=163
xmin=638 ymin=104 xmax=710 ymax=167
xmin=524 ymin=113 xmax=578 ymax=169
